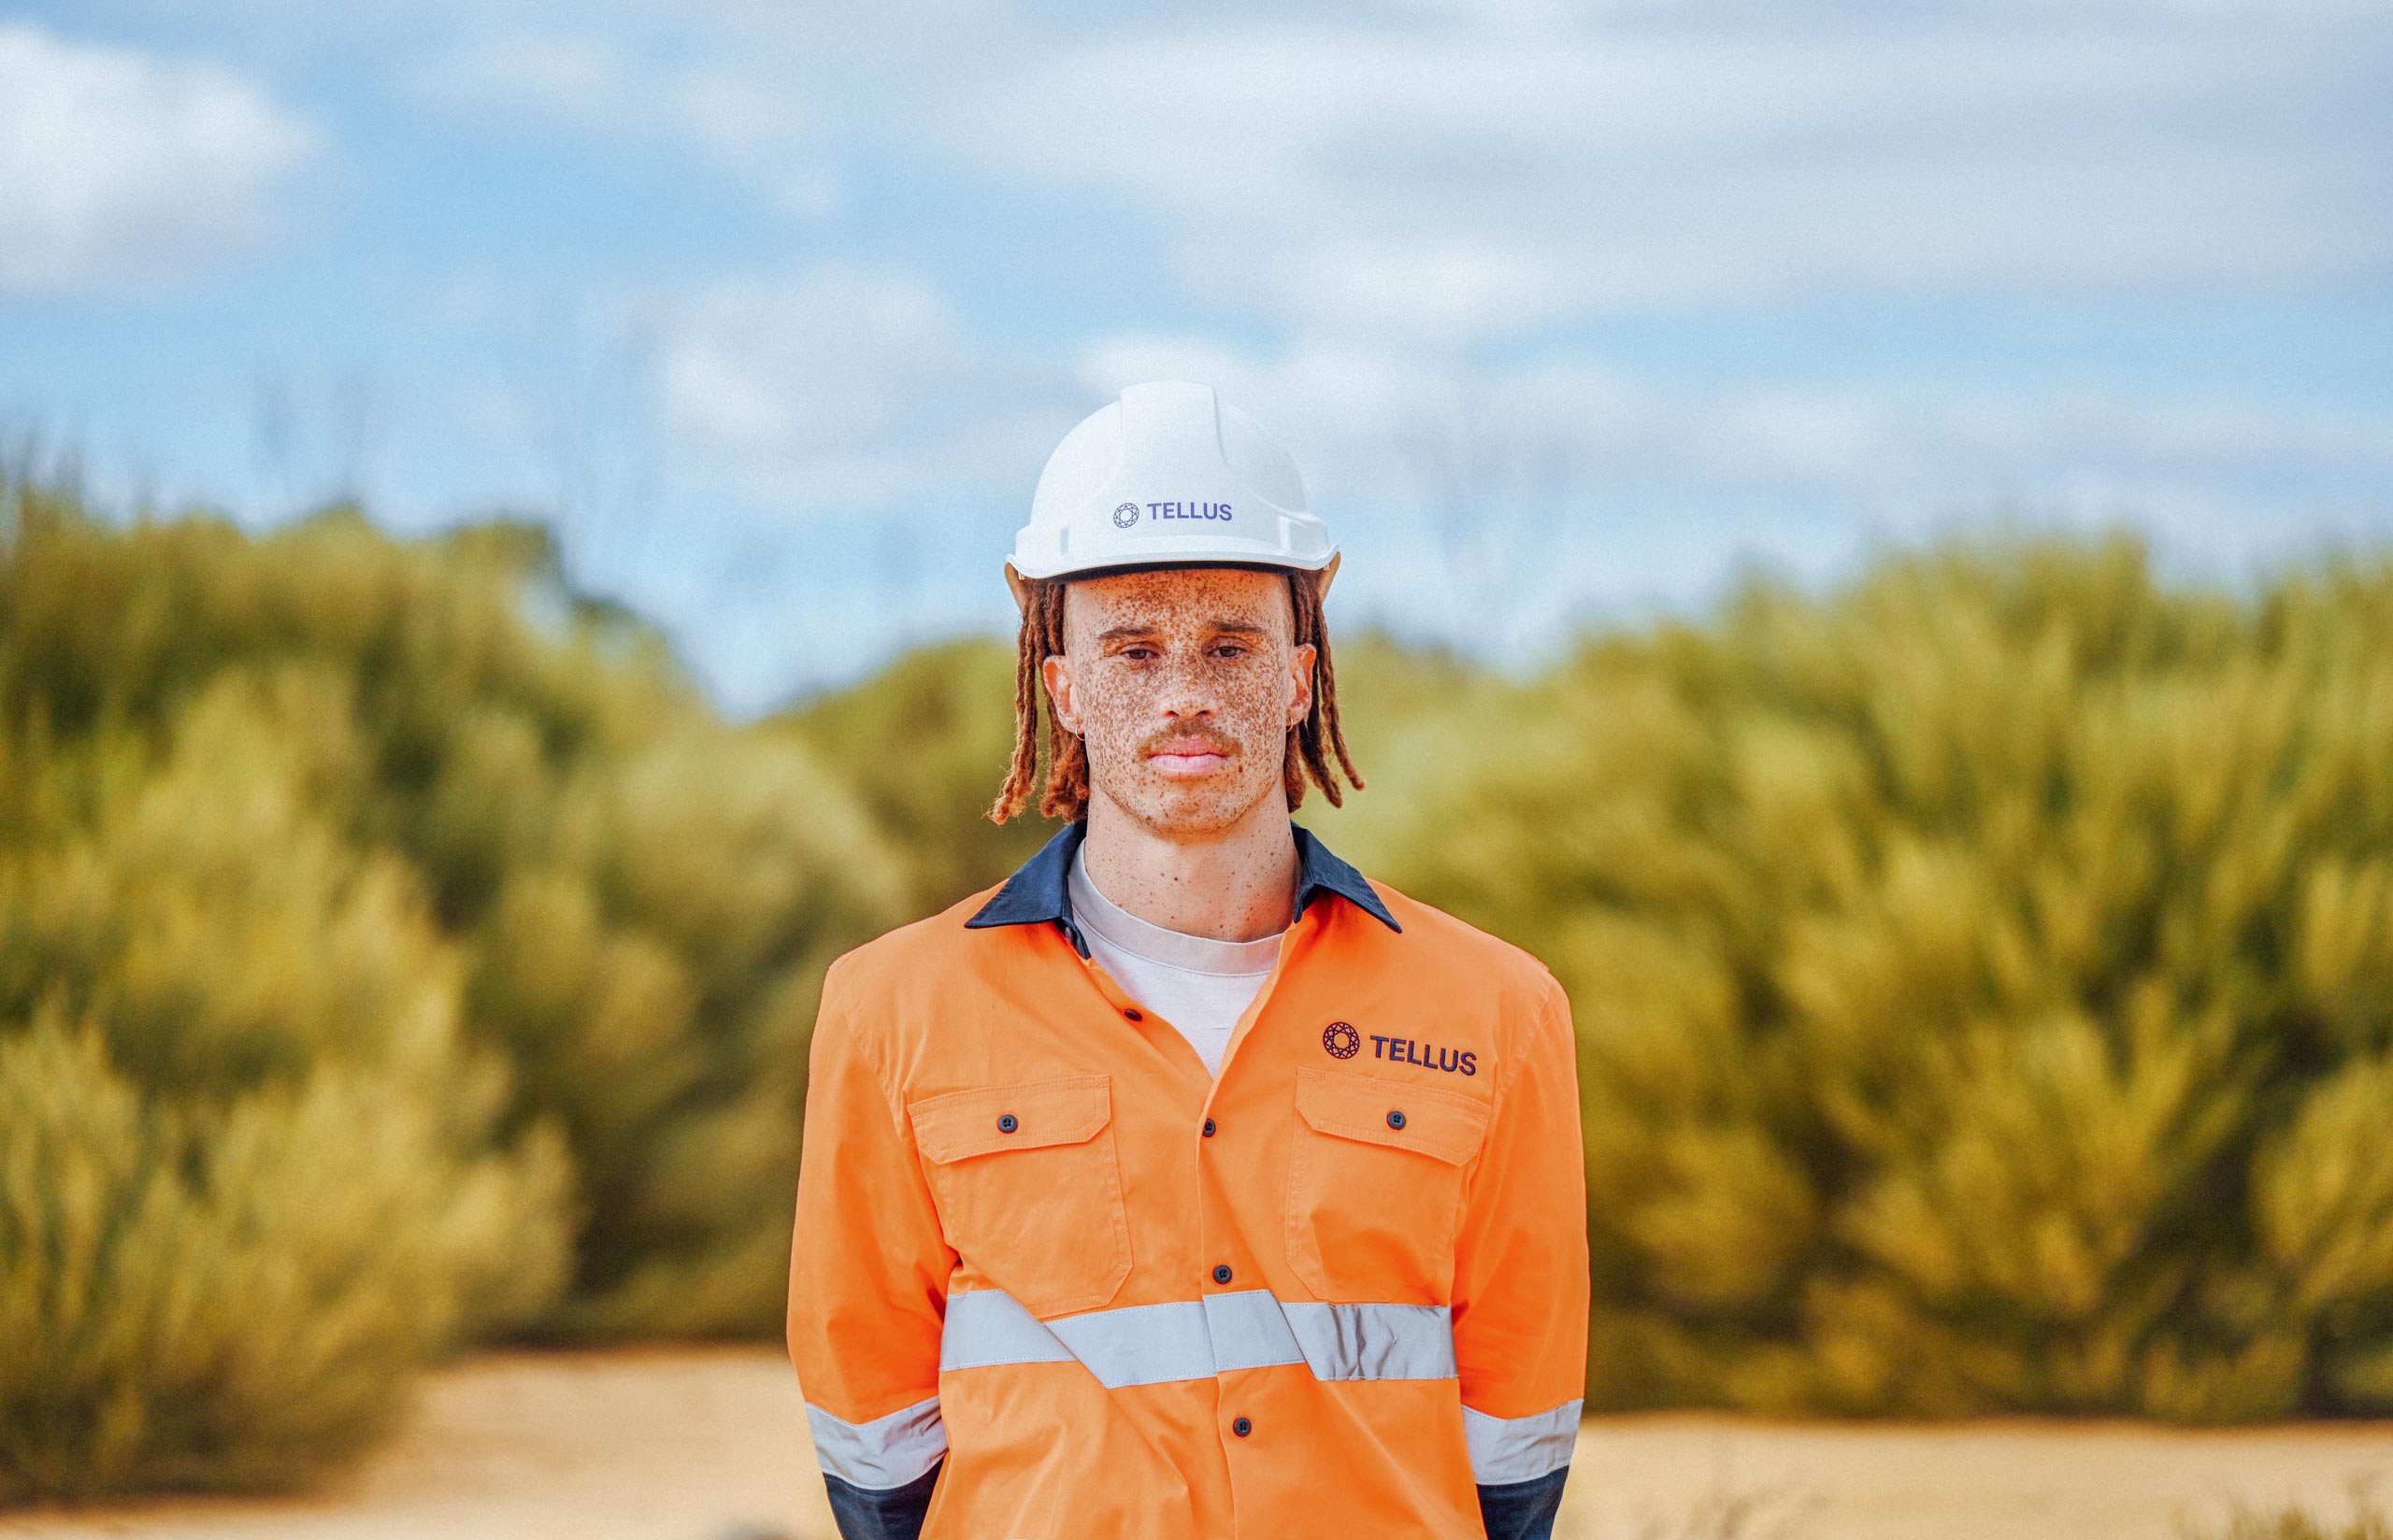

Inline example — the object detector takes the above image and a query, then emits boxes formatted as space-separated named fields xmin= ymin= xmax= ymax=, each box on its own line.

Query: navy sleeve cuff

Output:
xmin=1478 ymin=1465 xmax=1570 ymax=1540
xmin=824 ymin=1456 xmax=1555 ymax=1538
xmin=824 ymin=1459 xmax=940 ymax=1540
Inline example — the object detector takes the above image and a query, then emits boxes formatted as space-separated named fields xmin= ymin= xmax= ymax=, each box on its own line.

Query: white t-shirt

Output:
xmin=1067 ymin=844 xmax=1285 ymax=1078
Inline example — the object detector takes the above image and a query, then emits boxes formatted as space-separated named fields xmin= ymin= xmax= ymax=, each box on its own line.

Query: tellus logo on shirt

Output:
xmin=1321 ymin=1020 xmax=1480 ymax=1077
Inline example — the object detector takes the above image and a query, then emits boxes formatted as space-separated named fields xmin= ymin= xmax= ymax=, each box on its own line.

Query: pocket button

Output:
xmin=997 ymin=1113 xmax=1018 ymax=1133
xmin=1386 ymin=1109 xmax=1406 ymax=1130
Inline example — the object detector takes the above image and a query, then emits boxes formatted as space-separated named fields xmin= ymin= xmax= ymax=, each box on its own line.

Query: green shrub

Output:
xmin=0 ymin=658 xmax=567 ymax=1499
xmin=0 ymin=1018 xmax=566 ymax=1501
xmin=1340 ymin=535 xmax=2393 ymax=1419
xmin=0 ymin=475 xmax=911 ymax=1498
xmin=0 ymin=481 xmax=907 ymax=1340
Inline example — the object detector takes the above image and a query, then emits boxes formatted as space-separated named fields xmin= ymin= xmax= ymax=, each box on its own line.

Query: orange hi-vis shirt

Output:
xmin=787 ymin=820 xmax=1590 ymax=1540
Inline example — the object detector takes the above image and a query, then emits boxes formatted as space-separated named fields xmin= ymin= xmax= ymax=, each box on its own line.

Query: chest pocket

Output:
xmin=1285 ymin=1068 xmax=1492 ymax=1303
xmin=910 ymin=1074 xmax=1131 ymax=1316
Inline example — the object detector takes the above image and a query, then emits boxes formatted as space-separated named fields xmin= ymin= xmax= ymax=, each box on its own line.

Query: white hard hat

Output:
xmin=1005 ymin=380 xmax=1339 ymax=606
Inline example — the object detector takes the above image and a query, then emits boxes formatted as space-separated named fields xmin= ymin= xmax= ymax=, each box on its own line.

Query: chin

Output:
xmin=1122 ymin=777 xmax=1268 ymax=838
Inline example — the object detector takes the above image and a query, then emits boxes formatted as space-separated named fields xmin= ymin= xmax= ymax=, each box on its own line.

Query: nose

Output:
xmin=1154 ymin=647 xmax=1217 ymax=720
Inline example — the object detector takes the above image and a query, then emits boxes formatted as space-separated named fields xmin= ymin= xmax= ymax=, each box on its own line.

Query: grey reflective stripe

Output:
xmin=1283 ymin=1300 xmax=1457 ymax=1380
xmin=1204 ymin=1290 xmax=1307 ymax=1372
xmin=940 ymin=1288 xmax=1454 ymax=1389
xmin=1053 ymin=1298 xmax=1220 ymax=1385
xmin=941 ymin=1290 xmax=1218 ymax=1388
xmin=1461 ymin=1398 xmax=1582 ymax=1485
xmin=939 ymin=1289 xmax=1077 ymax=1371
xmin=806 ymin=1393 xmax=947 ymax=1490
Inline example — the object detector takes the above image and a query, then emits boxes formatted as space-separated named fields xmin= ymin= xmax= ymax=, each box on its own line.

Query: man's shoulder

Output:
xmin=1368 ymin=881 xmax=1564 ymax=1009
xmin=1365 ymin=883 xmax=1574 ymax=1091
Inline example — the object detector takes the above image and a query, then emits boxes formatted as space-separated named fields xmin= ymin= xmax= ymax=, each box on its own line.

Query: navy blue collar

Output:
xmin=964 ymin=819 xmax=1402 ymax=959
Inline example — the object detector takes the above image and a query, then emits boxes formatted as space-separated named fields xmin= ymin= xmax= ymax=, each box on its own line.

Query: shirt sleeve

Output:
xmin=787 ymin=957 xmax=956 ymax=1540
xmin=1451 ymin=967 xmax=1590 ymax=1539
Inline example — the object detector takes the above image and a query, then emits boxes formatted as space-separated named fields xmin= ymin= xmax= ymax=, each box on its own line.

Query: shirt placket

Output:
xmin=1056 ymin=904 xmax=1325 ymax=1537
xmin=1204 ymin=909 xmax=1319 ymax=1537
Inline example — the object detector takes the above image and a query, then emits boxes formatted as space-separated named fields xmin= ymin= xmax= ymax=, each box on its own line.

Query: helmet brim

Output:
xmin=1005 ymin=551 xmax=1339 ymax=615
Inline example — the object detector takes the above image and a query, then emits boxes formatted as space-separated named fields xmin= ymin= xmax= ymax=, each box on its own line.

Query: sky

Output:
xmin=2 ymin=1 xmax=2388 ymax=714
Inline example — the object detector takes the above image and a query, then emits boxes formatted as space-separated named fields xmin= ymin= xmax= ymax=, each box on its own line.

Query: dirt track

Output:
xmin=6 ymin=1348 xmax=2391 ymax=1540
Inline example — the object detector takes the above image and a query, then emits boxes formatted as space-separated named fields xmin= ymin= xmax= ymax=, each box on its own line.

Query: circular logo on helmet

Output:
xmin=1322 ymin=1020 xmax=1361 ymax=1060
xmin=1111 ymin=501 xmax=1140 ymax=529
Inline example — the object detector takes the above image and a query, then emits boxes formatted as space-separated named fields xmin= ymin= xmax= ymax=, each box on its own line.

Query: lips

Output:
xmin=1144 ymin=736 xmax=1234 ymax=776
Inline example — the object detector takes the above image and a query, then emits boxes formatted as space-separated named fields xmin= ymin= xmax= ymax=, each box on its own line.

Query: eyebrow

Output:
xmin=1095 ymin=619 xmax=1273 ymax=644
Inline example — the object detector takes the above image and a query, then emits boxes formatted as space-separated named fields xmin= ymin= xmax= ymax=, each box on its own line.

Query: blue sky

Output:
xmin=3 ymin=1 xmax=2388 ymax=713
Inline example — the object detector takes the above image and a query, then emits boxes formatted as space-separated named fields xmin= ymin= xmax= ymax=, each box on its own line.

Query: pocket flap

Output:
xmin=910 ymin=1075 xmax=1112 ymax=1163
xmin=1294 ymin=1068 xmax=1491 ymax=1165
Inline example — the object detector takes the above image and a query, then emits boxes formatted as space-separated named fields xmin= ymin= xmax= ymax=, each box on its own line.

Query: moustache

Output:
xmin=1139 ymin=731 xmax=1240 ymax=757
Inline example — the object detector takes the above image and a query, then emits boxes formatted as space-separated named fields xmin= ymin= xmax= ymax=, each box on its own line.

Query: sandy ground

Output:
xmin=6 ymin=1348 xmax=2392 ymax=1540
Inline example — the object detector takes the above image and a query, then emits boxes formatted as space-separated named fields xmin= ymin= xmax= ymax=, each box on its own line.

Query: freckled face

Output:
xmin=1045 ymin=566 xmax=1315 ymax=837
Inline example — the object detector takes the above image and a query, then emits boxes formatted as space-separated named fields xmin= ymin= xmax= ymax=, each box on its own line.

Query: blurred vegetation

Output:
xmin=8 ymin=469 xmax=2393 ymax=1499
xmin=779 ymin=635 xmax=1048 ymax=912
xmin=0 ymin=478 xmax=902 ymax=1499
xmin=1331 ymin=535 xmax=2393 ymax=1421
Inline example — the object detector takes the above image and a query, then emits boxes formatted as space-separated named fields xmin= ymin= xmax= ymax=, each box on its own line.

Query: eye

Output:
xmin=1121 ymin=646 xmax=1157 ymax=661
xmin=1213 ymin=643 xmax=1248 ymax=659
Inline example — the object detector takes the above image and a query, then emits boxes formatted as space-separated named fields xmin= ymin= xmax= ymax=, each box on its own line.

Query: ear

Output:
xmin=1286 ymin=639 xmax=1317 ymax=729
xmin=1041 ymin=652 xmax=1082 ymax=736
xmin=1005 ymin=562 xmax=1033 ymax=615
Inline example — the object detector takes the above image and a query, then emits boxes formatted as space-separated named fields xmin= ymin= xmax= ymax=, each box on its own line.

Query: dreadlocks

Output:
xmin=987 ymin=566 xmax=1364 ymax=825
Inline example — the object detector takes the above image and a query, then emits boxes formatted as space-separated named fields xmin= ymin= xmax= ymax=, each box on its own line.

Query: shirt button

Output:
xmin=1124 ymin=1007 xmax=1144 ymax=1022
xmin=1201 ymin=1117 xmax=1216 ymax=1137
xmin=1211 ymin=1263 xmax=1233 ymax=1285
xmin=1386 ymin=1109 xmax=1407 ymax=1131
xmin=997 ymin=1113 xmax=1018 ymax=1134
xmin=1231 ymin=1416 xmax=1253 ymax=1437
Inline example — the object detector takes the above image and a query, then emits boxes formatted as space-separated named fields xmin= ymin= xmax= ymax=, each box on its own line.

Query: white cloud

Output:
xmin=171 ymin=3 xmax=2393 ymax=330
xmin=0 ymin=22 xmax=321 ymax=296
xmin=956 ymin=17 xmax=2392 ymax=332
xmin=655 ymin=263 xmax=1083 ymax=510
xmin=104 ymin=2 xmax=2388 ymax=332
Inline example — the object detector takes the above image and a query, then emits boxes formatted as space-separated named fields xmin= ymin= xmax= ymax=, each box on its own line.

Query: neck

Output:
xmin=1080 ymin=789 xmax=1300 ymax=942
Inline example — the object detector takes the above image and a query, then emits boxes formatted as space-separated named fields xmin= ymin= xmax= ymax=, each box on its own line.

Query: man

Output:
xmin=787 ymin=380 xmax=1589 ymax=1539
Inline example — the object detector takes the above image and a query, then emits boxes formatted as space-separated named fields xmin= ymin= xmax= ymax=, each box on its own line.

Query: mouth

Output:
xmin=1145 ymin=739 xmax=1234 ymax=777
